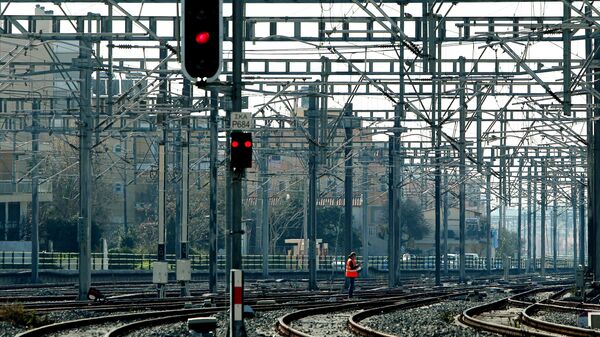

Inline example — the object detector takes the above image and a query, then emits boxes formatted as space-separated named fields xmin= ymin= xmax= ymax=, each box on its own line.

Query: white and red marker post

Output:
xmin=230 ymin=269 xmax=247 ymax=337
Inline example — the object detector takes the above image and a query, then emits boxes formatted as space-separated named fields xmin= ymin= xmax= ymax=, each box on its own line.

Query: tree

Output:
xmin=126 ymin=161 xmax=230 ymax=255
xmin=39 ymin=218 xmax=102 ymax=252
xmin=36 ymin=138 xmax=112 ymax=251
xmin=400 ymin=199 xmax=429 ymax=244
xmin=316 ymin=206 xmax=362 ymax=255
xmin=496 ymin=228 xmax=520 ymax=259
xmin=378 ymin=198 xmax=430 ymax=248
xmin=267 ymin=188 xmax=303 ymax=253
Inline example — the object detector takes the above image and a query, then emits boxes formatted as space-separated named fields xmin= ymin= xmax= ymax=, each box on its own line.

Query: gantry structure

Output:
xmin=0 ymin=0 xmax=596 ymax=297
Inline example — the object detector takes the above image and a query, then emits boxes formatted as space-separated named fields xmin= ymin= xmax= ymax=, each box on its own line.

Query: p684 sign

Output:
xmin=231 ymin=112 xmax=253 ymax=130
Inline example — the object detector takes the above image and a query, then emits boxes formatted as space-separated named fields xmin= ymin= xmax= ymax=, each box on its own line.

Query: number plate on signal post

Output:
xmin=231 ymin=112 xmax=253 ymax=130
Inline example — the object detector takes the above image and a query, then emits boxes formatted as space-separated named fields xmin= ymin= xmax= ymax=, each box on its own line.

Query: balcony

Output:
xmin=0 ymin=180 xmax=52 ymax=202
xmin=0 ymin=180 xmax=52 ymax=194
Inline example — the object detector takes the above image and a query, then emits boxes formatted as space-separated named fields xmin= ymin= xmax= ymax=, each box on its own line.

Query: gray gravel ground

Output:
xmin=1 ymin=288 xmax=525 ymax=337
xmin=531 ymin=292 xmax=554 ymax=303
xmin=0 ymin=321 xmax=24 ymax=337
xmin=361 ymin=295 xmax=505 ymax=337
xmin=125 ymin=295 xmax=508 ymax=337
xmin=0 ymin=309 xmax=148 ymax=337
xmin=44 ymin=309 xmax=107 ymax=322
xmin=535 ymin=310 xmax=578 ymax=327
xmin=132 ymin=309 xmax=292 ymax=337
xmin=292 ymin=310 xmax=356 ymax=337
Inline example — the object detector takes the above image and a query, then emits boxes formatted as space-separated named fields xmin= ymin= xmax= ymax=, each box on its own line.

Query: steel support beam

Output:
xmin=443 ymin=171 xmax=449 ymax=276
xmin=179 ymin=118 xmax=190 ymax=297
xmin=533 ymin=163 xmax=538 ymax=271
xmin=593 ymin=23 xmax=600 ymax=279
xmin=580 ymin=175 xmax=586 ymax=267
xmin=527 ymin=165 xmax=532 ymax=273
xmin=486 ymin=164 xmax=492 ymax=275
xmin=517 ymin=160 xmax=522 ymax=275
xmin=541 ymin=161 xmax=547 ymax=276
xmin=572 ymin=151 xmax=578 ymax=269
xmin=260 ymin=133 xmax=270 ymax=278
xmin=209 ymin=89 xmax=218 ymax=293
xmin=78 ymin=39 xmax=93 ymax=301
xmin=553 ymin=183 xmax=558 ymax=273
xmin=361 ymin=156 xmax=369 ymax=278
xmin=31 ymin=99 xmax=40 ymax=283
xmin=458 ymin=56 xmax=466 ymax=282
xmin=344 ymin=103 xmax=353 ymax=257
xmin=307 ymin=89 xmax=318 ymax=291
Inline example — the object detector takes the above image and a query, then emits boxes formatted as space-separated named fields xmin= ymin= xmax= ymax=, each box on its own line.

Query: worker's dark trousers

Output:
xmin=347 ymin=278 xmax=355 ymax=298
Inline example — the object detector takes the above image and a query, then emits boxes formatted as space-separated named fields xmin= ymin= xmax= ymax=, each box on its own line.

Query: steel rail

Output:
xmin=547 ymin=299 xmax=600 ymax=311
xmin=507 ymin=286 xmax=568 ymax=307
xmin=106 ymin=292 xmax=424 ymax=337
xmin=459 ymin=286 xmax=570 ymax=337
xmin=14 ymin=286 xmax=407 ymax=336
xmin=459 ymin=298 xmax=556 ymax=337
xmin=276 ymin=291 xmax=462 ymax=337
xmin=104 ymin=310 xmax=224 ymax=337
xmin=14 ymin=306 xmax=227 ymax=337
xmin=18 ymin=298 xmax=354 ymax=337
xmin=521 ymin=302 xmax=600 ymax=337
xmin=18 ymin=287 xmax=402 ymax=313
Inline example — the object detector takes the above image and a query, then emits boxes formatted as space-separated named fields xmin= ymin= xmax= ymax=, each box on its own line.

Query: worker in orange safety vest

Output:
xmin=345 ymin=252 xmax=360 ymax=298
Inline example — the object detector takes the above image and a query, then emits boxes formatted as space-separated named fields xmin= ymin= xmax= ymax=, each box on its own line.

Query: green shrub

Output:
xmin=439 ymin=310 xmax=455 ymax=324
xmin=0 ymin=304 xmax=51 ymax=327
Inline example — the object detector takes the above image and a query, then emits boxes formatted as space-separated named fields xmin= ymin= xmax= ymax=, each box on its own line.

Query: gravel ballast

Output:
xmin=0 ymin=321 xmax=25 ymax=337
xmin=361 ymin=295 xmax=504 ymax=337
xmin=125 ymin=294 xmax=507 ymax=336
xmin=535 ymin=310 xmax=579 ymax=327
xmin=134 ymin=309 xmax=293 ymax=337
xmin=3 ymin=288 xmax=541 ymax=337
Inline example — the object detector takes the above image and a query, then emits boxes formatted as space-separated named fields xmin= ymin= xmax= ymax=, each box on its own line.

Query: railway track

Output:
xmin=459 ymin=285 xmax=600 ymax=337
xmin=14 ymin=286 xmax=409 ymax=337
xmin=8 ymin=276 xmax=576 ymax=337
xmin=13 ymin=284 xmax=406 ymax=313
xmin=521 ymin=303 xmax=600 ymax=337
xmin=14 ymin=306 xmax=228 ymax=337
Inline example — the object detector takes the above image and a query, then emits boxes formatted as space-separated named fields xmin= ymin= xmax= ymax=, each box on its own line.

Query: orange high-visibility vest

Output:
xmin=345 ymin=257 xmax=358 ymax=278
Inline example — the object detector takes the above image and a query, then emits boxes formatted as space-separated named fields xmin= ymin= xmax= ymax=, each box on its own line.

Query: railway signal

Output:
xmin=230 ymin=131 xmax=252 ymax=170
xmin=181 ymin=0 xmax=222 ymax=81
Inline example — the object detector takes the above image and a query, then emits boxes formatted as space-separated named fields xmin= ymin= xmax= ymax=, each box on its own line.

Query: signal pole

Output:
xmin=230 ymin=0 xmax=246 ymax=334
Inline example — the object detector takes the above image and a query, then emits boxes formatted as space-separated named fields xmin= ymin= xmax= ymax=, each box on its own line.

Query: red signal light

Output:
xmin=230 ymin=131 xmax=252 ymax=170
xmin=195 ymin=32 xmax=210 ymax=44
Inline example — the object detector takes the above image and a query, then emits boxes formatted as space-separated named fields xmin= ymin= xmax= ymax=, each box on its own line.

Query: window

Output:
xmin=369 ymin=226 xmax=375 ymax=236
xmin=113 ymin=144 xmax=122 ymax=154
xmin=138 ymin=120 xmax=151 ymax=130
xmin=448 ymin=230 xmax=456 ymax=239
xmin=51 ymin=118 xmax=64 ymax=128
xmin=114 ymin=183 xmax=123 ymax=194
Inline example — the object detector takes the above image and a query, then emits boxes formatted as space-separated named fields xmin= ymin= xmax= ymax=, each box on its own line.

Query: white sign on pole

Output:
xmin=231 ymin=112 xmax=253 ymax=130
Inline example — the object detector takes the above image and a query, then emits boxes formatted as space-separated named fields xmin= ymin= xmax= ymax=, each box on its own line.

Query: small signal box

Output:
xmin=230 ymin=131 xmax=252 ymax=170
